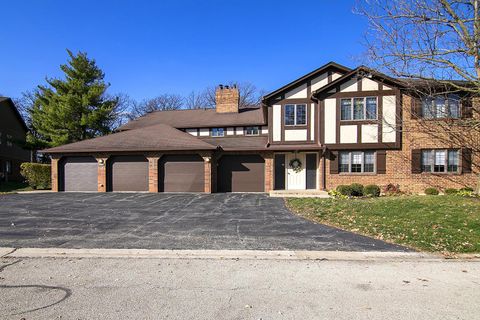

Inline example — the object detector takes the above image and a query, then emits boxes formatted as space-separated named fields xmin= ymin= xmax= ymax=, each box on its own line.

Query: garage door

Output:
xmin=159 ymin=155 xmax=204 ymax=192
xmin=108 ymin=155 xmax=148 ymax=192
xmin=217 ymin=155 xmax=265 ymax=192
xmin=60 ymin=156 xmax=98 ymax=192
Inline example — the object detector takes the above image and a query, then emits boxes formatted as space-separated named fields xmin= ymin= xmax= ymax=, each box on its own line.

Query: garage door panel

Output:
xmin=61 ymin=156 xmax=98 ymax=192
xmin=108 ymin=156 xmax=148 ymax=192
xmin=218 ymin=155 xmax=264 ymax=192
xmin=160 ymin=155 xmax=204 ymax=192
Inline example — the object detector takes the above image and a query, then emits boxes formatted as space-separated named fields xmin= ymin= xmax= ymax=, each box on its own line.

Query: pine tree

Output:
xmin=30 ymin=49 xmax=119 ymax=147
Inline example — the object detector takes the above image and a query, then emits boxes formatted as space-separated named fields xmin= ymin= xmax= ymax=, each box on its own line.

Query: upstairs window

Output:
xmin=211 ymin=128 xmax=224 ymax=137
xmin=284 ymin=104 xmax=306 ymax=126
xmin=339 ymin=151 xmax=376 ymax=173
xmin=421 ymin=149 xmax=459 ymax=173
xmin=341 ymin=97 xmax=377 ymax=120
xmin=422 ymin=94 xmax=460 ymax=119
xmin=245 ymin=126 xmax=260 ymax=136
xmin=6 ymin=134 xmax=13 ymax=147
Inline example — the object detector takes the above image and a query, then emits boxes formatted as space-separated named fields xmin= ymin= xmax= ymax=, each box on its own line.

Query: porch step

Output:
xmin=269 ymin=190 xmax=330 ymax=198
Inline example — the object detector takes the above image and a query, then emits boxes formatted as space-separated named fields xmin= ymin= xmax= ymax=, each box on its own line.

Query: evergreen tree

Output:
xmin=30 ymin=49 xmax=119 ymax=147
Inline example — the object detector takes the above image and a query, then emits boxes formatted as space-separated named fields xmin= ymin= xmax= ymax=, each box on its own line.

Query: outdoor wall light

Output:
xmin=98 ymin=159 xmax=105 ymax=166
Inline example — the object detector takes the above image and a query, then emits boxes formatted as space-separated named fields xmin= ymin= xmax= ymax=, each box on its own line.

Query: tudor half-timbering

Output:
xmin=43 ymin=62 xmax=478 ymax=193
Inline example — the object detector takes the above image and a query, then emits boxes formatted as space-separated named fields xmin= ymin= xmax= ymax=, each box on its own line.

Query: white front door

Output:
xmin=286 ymin=153 xmax=306 ymax=190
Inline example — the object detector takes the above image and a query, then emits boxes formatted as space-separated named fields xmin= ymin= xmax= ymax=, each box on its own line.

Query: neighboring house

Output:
xmin=0 ymin=97 xmax=30 ymax=182
xmin=43 ymin=62 xmax=478 ymax=193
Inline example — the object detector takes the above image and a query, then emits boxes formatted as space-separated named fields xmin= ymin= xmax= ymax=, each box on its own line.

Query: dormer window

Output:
xmin=211 ymin=128 xmax=224 ymax=137
xmin=422 ymin=94 xmax=460 ymax=119
xmin=284 ymin=104 xmax=306 ymax=126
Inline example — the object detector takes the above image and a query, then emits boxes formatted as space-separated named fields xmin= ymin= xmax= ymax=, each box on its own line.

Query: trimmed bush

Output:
xmin=20 ymin=163 xmax=51 ymax=190
xmin=336 ymin=185 xmax=353 ymax=196
xmin=444 ymin=188 xmax=458 ymax=195
xmin=459 ymin=187 xmax=474 ymax=192
xmin=424 ymin=187 xmax=439 ymax=195
xmin=364 ymin=184 xmax=381 ymax=197
xmin=350 ymin=183 xmax=364 ymax=197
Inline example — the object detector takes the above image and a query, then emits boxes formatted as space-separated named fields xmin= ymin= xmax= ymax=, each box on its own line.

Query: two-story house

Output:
xmin=43 ymin=62 xmax=478 ymax=193
xmin=0 ymin=97 xmax=30 ymax=182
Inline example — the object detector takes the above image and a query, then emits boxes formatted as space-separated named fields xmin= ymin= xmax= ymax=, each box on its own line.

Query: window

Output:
xmin=284 ymin=104 xmax=306 ymax=126
xmin=339 ymin=151 xmax=376 ymax=173
xmin=5 ymin=161 xmax=11 ymax=174
xmin=211 ymin=128 xmax=224 ymax=137
xmin=340 ymin=97 xmax=377 ymax=120
xmin=245 ymin=126 xmax=260 ymax=136
xmin=421 ymin=149 xmax=459 ymax=173
xmin=422 ymin=94 xmax=461 ymax=119
xmin=6 ymin=134 xmax=12 ymax=147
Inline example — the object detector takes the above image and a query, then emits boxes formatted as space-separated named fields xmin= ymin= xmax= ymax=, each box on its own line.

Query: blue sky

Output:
xmin=0 ymin=1 xmax=367 ymax=101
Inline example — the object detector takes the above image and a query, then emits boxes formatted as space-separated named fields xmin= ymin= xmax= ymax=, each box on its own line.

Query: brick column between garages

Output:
xmin=50 ymin=156 xmax=60 ymax=192
xmin=263 ymin=152 xmax=274 ymax=193
xmin=203 ymin=156 xmax=212 ymax=193
xmin=95 ymin=155 xmax=109 ymax=192
xmin=147 ymin=155 xmax=162 ymax=193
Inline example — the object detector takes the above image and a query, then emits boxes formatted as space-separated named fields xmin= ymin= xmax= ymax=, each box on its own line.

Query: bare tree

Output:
xmin=128 ymin=93 xmax=184 ymax=119
xmin=356 ymin=0 xmax=480 ymax=192
xmin=185 ymin=91 xmax=207 ymax=109
xmin=201 ymin=81 xmax=265 ymax=108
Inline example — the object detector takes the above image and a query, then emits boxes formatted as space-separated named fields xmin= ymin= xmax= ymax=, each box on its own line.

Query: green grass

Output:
xmin=0 ymin=181 xmax=33 ymax=193
xmin=286 ymin=195 xmax=480 ymax=254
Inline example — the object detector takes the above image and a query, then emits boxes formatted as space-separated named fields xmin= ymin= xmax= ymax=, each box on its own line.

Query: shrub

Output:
xmin=459 ymin=187 xmax=474 ymax=192
xmin=444 ymin=188 xmax=458 ymax=195
xmin=424 ymin=187 xmax=439 ymax=195
xmin=350 ymin=183 xmax=364 ymax=197
xmin=20 ymin=163 xmax=51 ymax=190
xmin=457 ymin=189 xmax=476 ymax=198
xmin=383 ymin=183 xmax=401 ymax=195
xmin=364 ymin=184 xmax=381 ymax=197
xmin=328 ymin=189 xmax=348 ymax=199
xmin=336 ymin=185 xmax=353 ymax=196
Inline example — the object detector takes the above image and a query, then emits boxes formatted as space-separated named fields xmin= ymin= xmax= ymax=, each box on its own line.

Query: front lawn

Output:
xmin=286 ymin=195 xmax=480 ymax=254
xmin=0 ymin=181 xmax=33 ymax=193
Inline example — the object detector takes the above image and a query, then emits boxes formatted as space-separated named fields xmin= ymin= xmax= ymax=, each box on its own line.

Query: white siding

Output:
xmin=284 ymin=129 xmax=307 ymax=141
xmin=285 ymin=83 xmax=308 ymax=99
xmin=199 ymin=128 xmax=209 ymax=137
xmin=261 ymin=126 xmax=268 ymax=135
xmin=340 ymin=125 xmax=357 ymax=143
xmin=383 ymin=85 xmax=392 ymax=90
xmin=361 ymin=124 xmax=378 ymax=143
xmin=324 ymin=99 xmax=336 ymax=144
xmin=361 ymin=78 xmax=379 ymax=91
xmin=382 ymin=96 xmax=397 ymax=143
xmin=310 ymin=104 xmax=315 ymax=141
xmin=310 ymin=73 xmax=329 ymax=92
xmin=332 ymin=72 xmax=342 ymax=81
xmin=235 ymin=127 xmax=244 ymax=135
xmin=226 ymin=127 xmax=235 ymax=135
xmin=273 ymin=105 xmax=281 ymax=141
xmin=340 ymin=79 xmax=357 ymax=92
xmin=186 ymin=129 xmax=198 ymax=136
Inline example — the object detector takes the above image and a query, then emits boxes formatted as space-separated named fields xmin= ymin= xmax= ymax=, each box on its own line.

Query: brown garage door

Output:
xmin=60 ymin=156 xmax=98 ymax=192
xmin=159 ymin=155 xmax=204 ymax=192
xmin=217 ymin=155 xmax=265 ymax=192
xmin=108 ymin=155 xmax=148 ymax=192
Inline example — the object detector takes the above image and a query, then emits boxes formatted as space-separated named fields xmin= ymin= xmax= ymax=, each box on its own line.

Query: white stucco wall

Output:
xmin=261 ymin=126 xmax=268 ymax=135
xmin=382 ymin=95 xmax=397 ymax=143
xmin=310 ymin=73 xmax=329 ymax=92
xmin=324 ymin=99 xmax=336 ymax=144
xmin=340 ymin=125 xmax=357 ymax=143
xmin=361 ymin=78 xmax=379 ymax=91
xmin=340 ymin=79 xmax=357 ymax=92
xmin=235 ymin=127 xmax=244 ymax=135
xmin=199 ymin=128 xmax=209 ymax=137
xmin=186 ymin=129 xmax=198 ymax=136
xmin=284 ymin=129 xmax=308 ymax=141
xmin=226 ymin=127 xmax=235 ymax=135
xmin=272 ymin=104 xmax=281 ymax=141
xmin=361 ymin=124 xmax=378 ymax=143
xmin=310 ymin=104 xmax=315 ymax=141
xmin=285 ymin=83 xmax=308 ymax=99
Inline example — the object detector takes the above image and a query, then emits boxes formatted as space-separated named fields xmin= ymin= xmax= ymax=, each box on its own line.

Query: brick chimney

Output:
xmin=215 ymin=84 xmax=239 ymax=113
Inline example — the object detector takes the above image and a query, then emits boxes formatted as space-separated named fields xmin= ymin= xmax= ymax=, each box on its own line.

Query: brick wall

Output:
xmin=325 ymin=95 xmax=479 ymax=193
xmin=215 ymin=86 xmax=239 ymax=113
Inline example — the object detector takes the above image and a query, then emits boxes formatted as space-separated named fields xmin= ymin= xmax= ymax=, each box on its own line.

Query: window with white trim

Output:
xmin=5 ymin=161 xmax=11 ymax=174
xmin=422 ymin=94 xmax=460 ymax=119
xmin=245 ymin=126 xmax=260 ymax=136
xmin=341 ymin=97 xmax=377 ymax=120
xmin=211 ymin=128 xmax=224 ymax=137
xmin=339 ymin=151 xmax=376 ymax=173
xmin=284 ymin=104 xmax=306 ymax=126
xmin=421 ymin=149 xmax=459 ymax=173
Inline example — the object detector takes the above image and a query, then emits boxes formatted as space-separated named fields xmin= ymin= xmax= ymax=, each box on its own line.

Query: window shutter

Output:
xmin=330 ymin=151 xmax=339 ymax=174
xmin=411 ymin=97 xmax=422 ymax=119
xmin=461 ymin=97 xmax=473 ymax=118
xmin=376 ymin=150 xmax=387 ymax=174
xmin=461 ymin=148 xmax=472 ymax=173
xmin=411 ymin=149 xmax=422 ymax=173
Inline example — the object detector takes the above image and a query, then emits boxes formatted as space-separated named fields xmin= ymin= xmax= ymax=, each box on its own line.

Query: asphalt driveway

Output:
xmin=0 ymin=193 xmax=407 ymax=251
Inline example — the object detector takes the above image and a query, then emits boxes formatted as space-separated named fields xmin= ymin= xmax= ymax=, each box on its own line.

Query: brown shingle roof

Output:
xmin=42 ymin=124 xmax=216 ymax=154
xmin=118 ymin=107 xmax=266 ymax=131
xmin=199 ymin=136 xmax=268 ymax=151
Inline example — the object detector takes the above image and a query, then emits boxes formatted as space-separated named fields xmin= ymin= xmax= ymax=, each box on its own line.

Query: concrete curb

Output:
xmin=1 ymin=247 xmax=471 ymax=261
